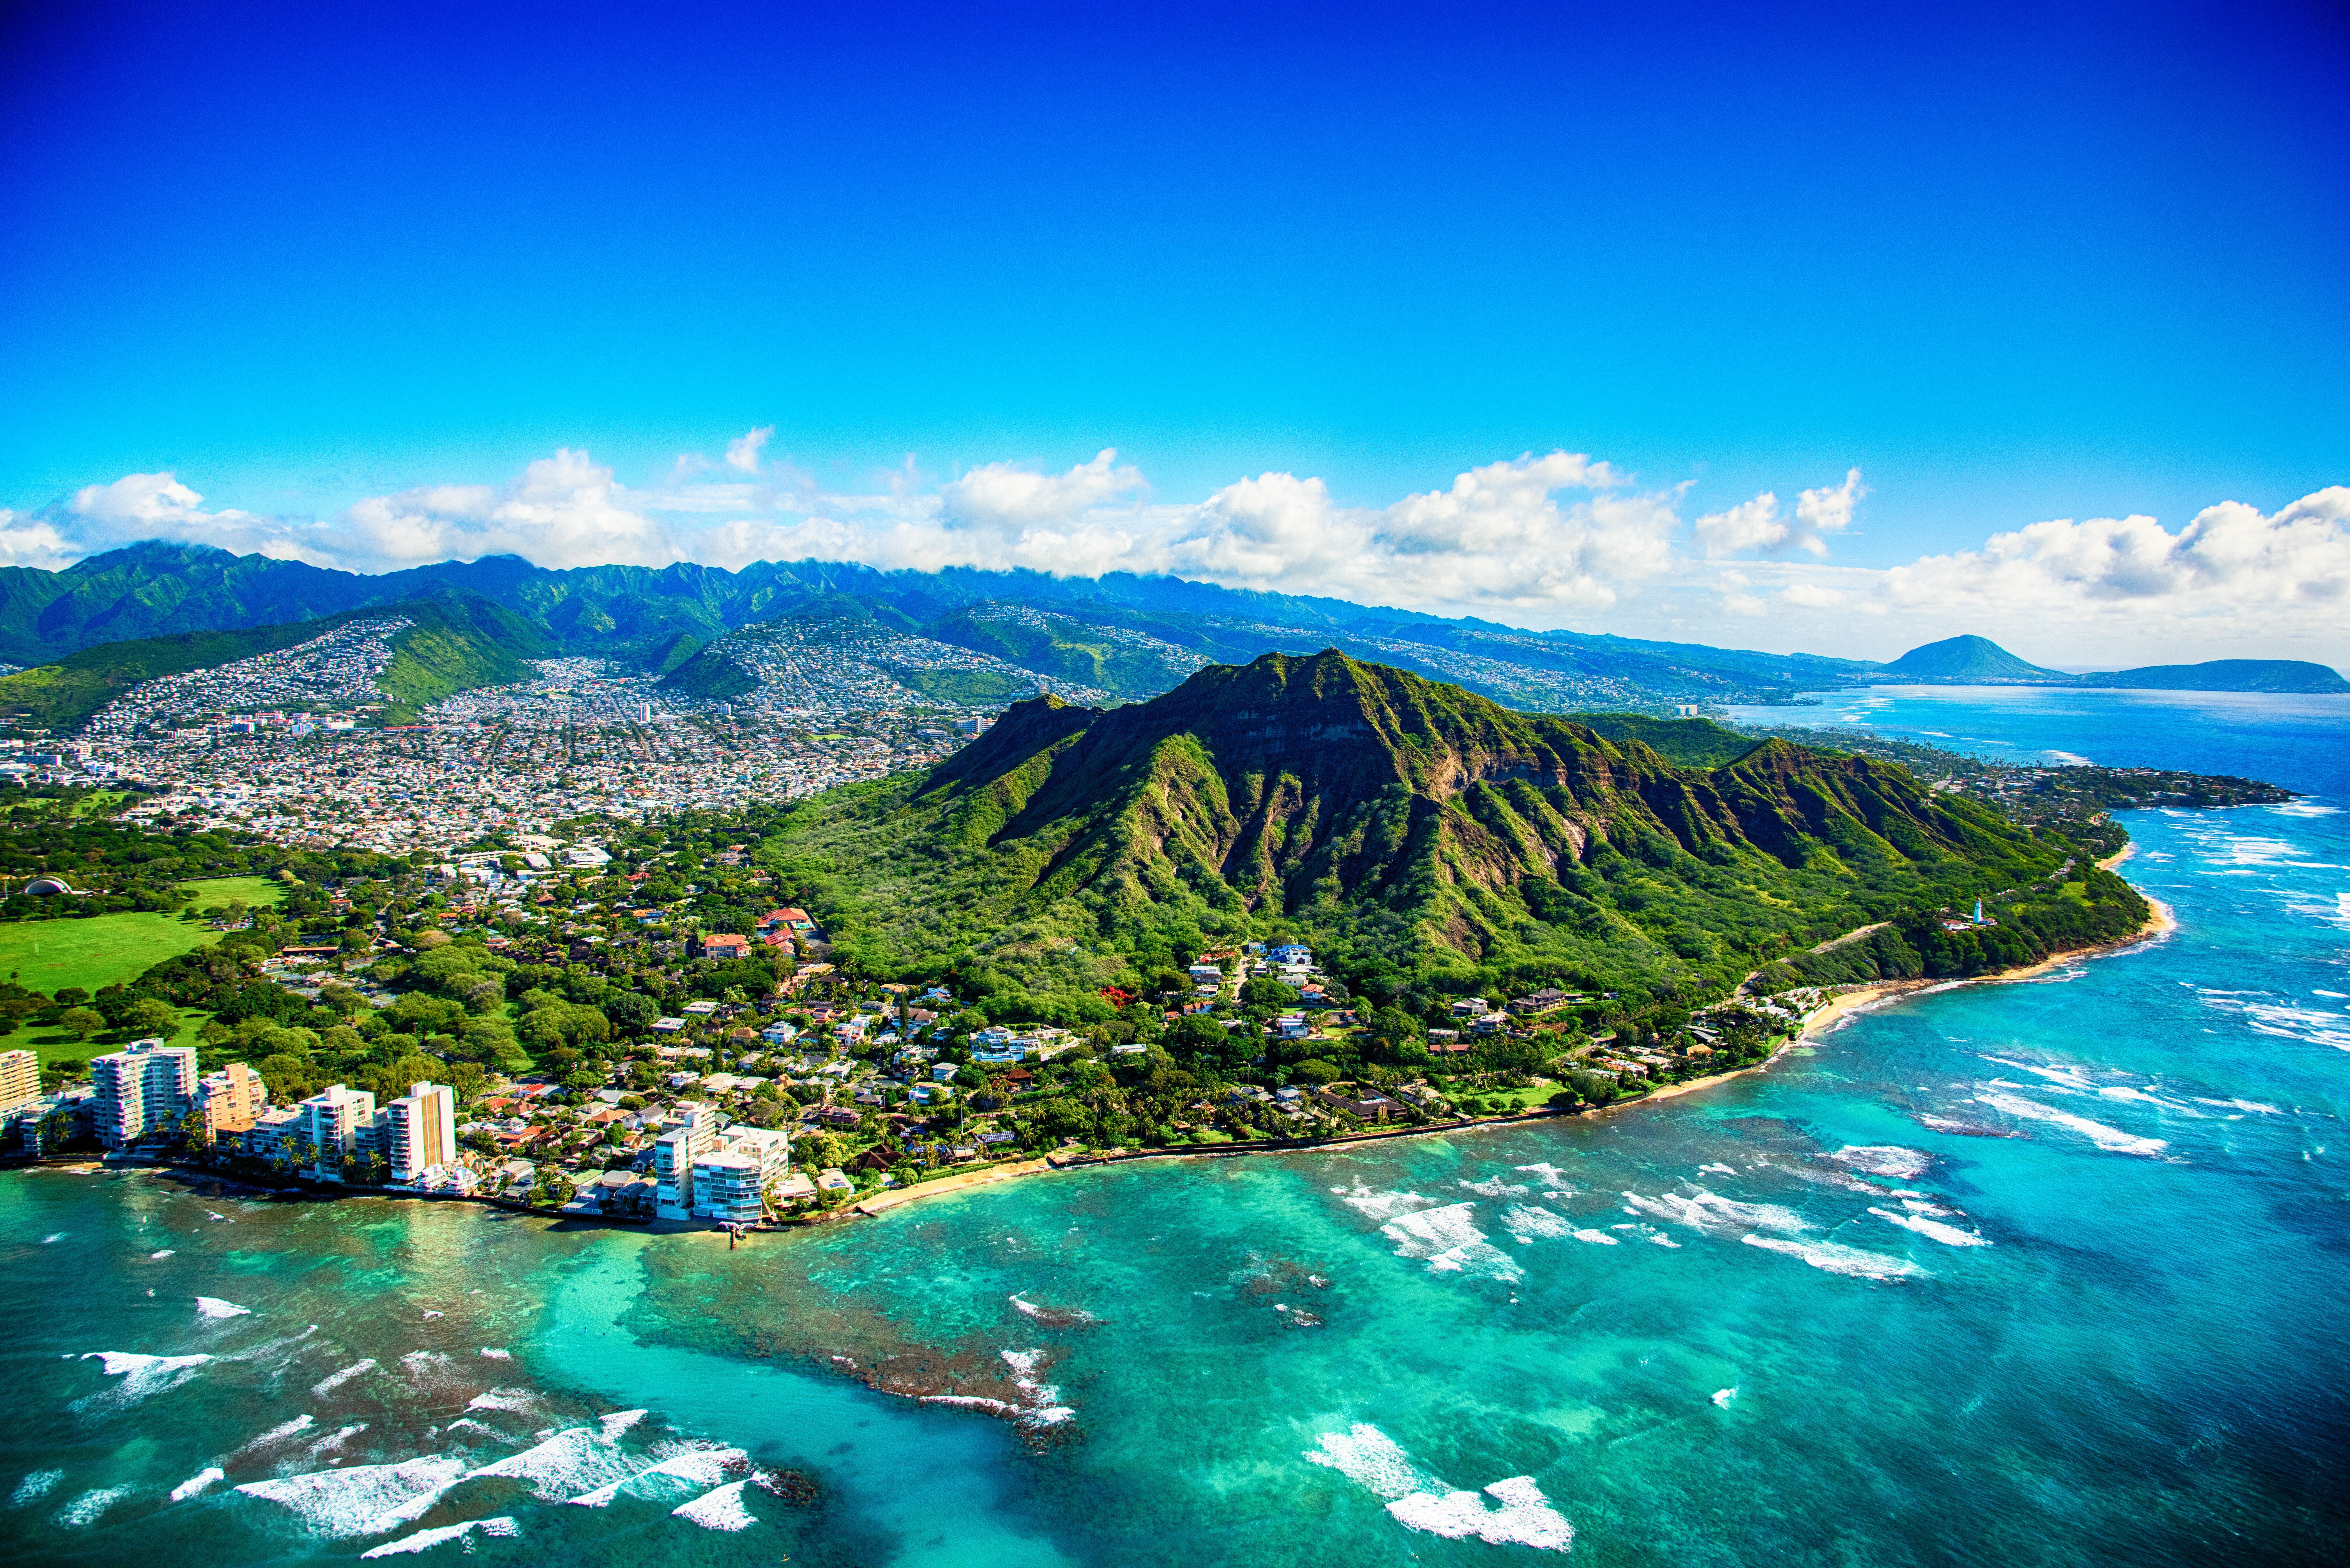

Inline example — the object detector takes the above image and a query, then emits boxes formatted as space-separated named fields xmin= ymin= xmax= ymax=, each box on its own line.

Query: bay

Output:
xmin=4 ymin=687 xmax=2347 ymax=1566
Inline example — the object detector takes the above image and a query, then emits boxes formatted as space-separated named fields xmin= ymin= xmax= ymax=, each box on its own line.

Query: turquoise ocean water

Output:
xmin=4 ymin=687 xmax=2346 ymax=1566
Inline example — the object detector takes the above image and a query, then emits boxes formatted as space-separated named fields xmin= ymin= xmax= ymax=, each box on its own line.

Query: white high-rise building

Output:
xmin=299 ymin=1083 xmax=377 ymax=1179
xmin=90 ymin=1038 xmax=199 ymax=1149
xmin=384 ymin=1081 xmax=456 ymax=1183
xmin=653 ymin=1104 xmax=721 ymax=1220
xmin=693 ymin=1151 xmax=767 ymax=1224
xmin=692 ymin=1124 xmax=791 ymax=1222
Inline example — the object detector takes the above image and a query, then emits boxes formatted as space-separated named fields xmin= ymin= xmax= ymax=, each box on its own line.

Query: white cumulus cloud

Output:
xmin=1695 ymin=468 xmax=1866 ymax=559
xmin=22 ymin=437 xmax=2343 ymax=666
xmin=724 ymin=426 xmax=773 ymax=473
xmin=341 ymin=449 xmax=674 ymax=569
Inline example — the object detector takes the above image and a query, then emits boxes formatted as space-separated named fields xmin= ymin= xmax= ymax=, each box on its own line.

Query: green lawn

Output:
xmin=9 ymin=1005 xmax=211 ymax=1068
xmin=180 ymin=874 xmax=285 ymax=908
xmin=0 ymin=912 xmax=221 ymax=997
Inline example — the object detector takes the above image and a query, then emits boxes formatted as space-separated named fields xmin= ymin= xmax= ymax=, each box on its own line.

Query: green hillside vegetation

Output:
xmin=0 ymin=592 xmax=546 ymax=734
xmin=659 ymin=642 xmax=761 ymax=699
xmin=923 ymin=606 xmax=1196 ymax=697
xmin=648 ymin=630 xmax=705 ymax=676
xmin=763 ymin=651 xmax=2142 ymax=1021
xmin=1565 ymin=712 xmax=1759 ymax=768
xmin=901 ymin=667 xmax=1028 ymax=705
xmin=374 ymin=596 xmax=547 ymax=712
xmin=0 ymin=621 xmax=345 ymax=733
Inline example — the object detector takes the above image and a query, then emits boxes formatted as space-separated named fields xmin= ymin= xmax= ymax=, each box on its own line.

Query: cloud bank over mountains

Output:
xmin=1 ymin=436 xmax=2341 ymax=665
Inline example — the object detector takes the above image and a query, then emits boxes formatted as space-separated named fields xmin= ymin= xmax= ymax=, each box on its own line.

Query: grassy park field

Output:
xmin=0 ymin=873 xmax=289 ymax=1064
xmin=0 ymin=873 xmax=285 ymax=992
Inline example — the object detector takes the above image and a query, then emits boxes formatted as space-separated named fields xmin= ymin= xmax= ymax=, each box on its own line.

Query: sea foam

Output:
xmin=360 ymin=1517 xmax=519 ymax=1557
xmin=1305 ymin=1423 xmax=1572 ymax=1552
xmin=1380 ymin=1203 xmax=1526 ymax=1283
xmin=672 ymin=1478 xmax=757 ymax=1531
xmin=1869 ymin=1206 xmax=1990 ymax=1247
xmin=73 ymin=1350 xmax=214 ymax=1411
xmin=1502 ymin=1205 xmax=1573 ymax=1243
xmin=1826 ymin=1146 xmax=1935 ymax=1180
xmin=1975 ymin=1091 xmax=2169 ymax=1157
xmin=55 ymin=1485 xmax=135 ymax=1527
xmin=567 ymin=1446 xmax=744 ymax=1507
xmin=1741 ymin=1234 xmax=1929 ymax=1280
xmin=194 ymin=1296 xmax=252 ymax=1319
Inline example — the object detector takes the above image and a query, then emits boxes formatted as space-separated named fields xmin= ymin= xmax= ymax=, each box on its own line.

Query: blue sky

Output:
xmin=0 ymin=2 xmax=2344 ymax=663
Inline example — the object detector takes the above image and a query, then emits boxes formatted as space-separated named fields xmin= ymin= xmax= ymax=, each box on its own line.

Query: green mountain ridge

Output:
xmin=767 ymin=651 xmax=2143 ymax=1013
xmin=0 ymin=592 xmax=546 ymax=733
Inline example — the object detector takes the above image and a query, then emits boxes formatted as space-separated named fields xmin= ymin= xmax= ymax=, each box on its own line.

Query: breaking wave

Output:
xmin=1974 ymin=1091 xmax=2171 ymax=1157
xmin=194 ymin=1297 xmax=252 ymax=1319
xmin=311 ymin=1359 xmax=377 ymax=1398
xmin=1869 ymin=1206 xmax=1990 ymax=1247
xmin=170 ymin=1466 xmax=224 ymax=1502
xmin=672 ymin=1479 xmax=757 ymax=1531
xmin=1622 ymin=1188 xmax=1809 ymax=1237
xmin=73 ymin=1351 xmax=214 ymax=1412
xmin=1379 ymin=1202 xmax=1526 ymax=1283
xmin=237 ymin=1457 xmax=470 ymax=1537
xmin=1305 ymin=1423 xmax=1572 ymax=1552
xmin=1741 ymin=1234 xmax=1929 ymax=1280
xmin=361 ymin=1516 xmax=519 ymax=1557
xmin=1334 ymin=1184 xmax=1435 ymax=1222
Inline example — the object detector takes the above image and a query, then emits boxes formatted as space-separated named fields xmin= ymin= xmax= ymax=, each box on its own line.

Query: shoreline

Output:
xmin=28 ymin=881 xmax=2181 ymax=1231
xmin=816 ymin=882 xmax=2184 ymax=1219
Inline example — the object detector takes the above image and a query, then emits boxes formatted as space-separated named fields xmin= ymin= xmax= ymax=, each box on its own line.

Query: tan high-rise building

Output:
xmin=196 ymin=1062 xmax=263 ymax=1139
xmin=0 ymin=1048 xmax=38 ymax=1115
xmin=384 ymin=1080 xmax=456 ymax=1183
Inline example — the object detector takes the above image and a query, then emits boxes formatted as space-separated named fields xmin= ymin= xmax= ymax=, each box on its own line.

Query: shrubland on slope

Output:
xmin=766 ymin=651 xmax=2145 ymax=1016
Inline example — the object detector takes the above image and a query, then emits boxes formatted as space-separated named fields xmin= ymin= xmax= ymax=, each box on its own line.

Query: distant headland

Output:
xmin=1878 ymin=634 xmax=2349 ymax=695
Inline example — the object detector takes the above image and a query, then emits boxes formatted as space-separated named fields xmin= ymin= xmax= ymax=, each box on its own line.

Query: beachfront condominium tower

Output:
xmin=384 ymin=1081 xmax=457 ymax=1183
xmin=0 ymin=1048 xmax=38 ymax=1115
xmin=654 ymin=1105 xmax=721 ymax=1221
xmin=90 ymin=1038 xmax=199 ymax=1149
xmin=195 ymin=1062 xmax=263 ymax=1140
xmin=299 ymin=1083 xmax=378 ymax=1179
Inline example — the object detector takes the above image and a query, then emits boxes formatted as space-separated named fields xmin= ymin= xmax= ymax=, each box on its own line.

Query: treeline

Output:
xmin=1761 ymin=865 xmax=2150 ymax=987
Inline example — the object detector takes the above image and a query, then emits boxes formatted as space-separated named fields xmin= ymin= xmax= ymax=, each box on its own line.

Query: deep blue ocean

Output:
xmin=4 ymin=686 xmax=2346 ymax=1566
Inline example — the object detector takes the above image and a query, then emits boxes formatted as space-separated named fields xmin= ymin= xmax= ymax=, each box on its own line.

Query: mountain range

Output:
xmin=762 ymin=650 xmax=2149 ymax=1012
xmin=0 ymin=544 xmax=2339 ymax=732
